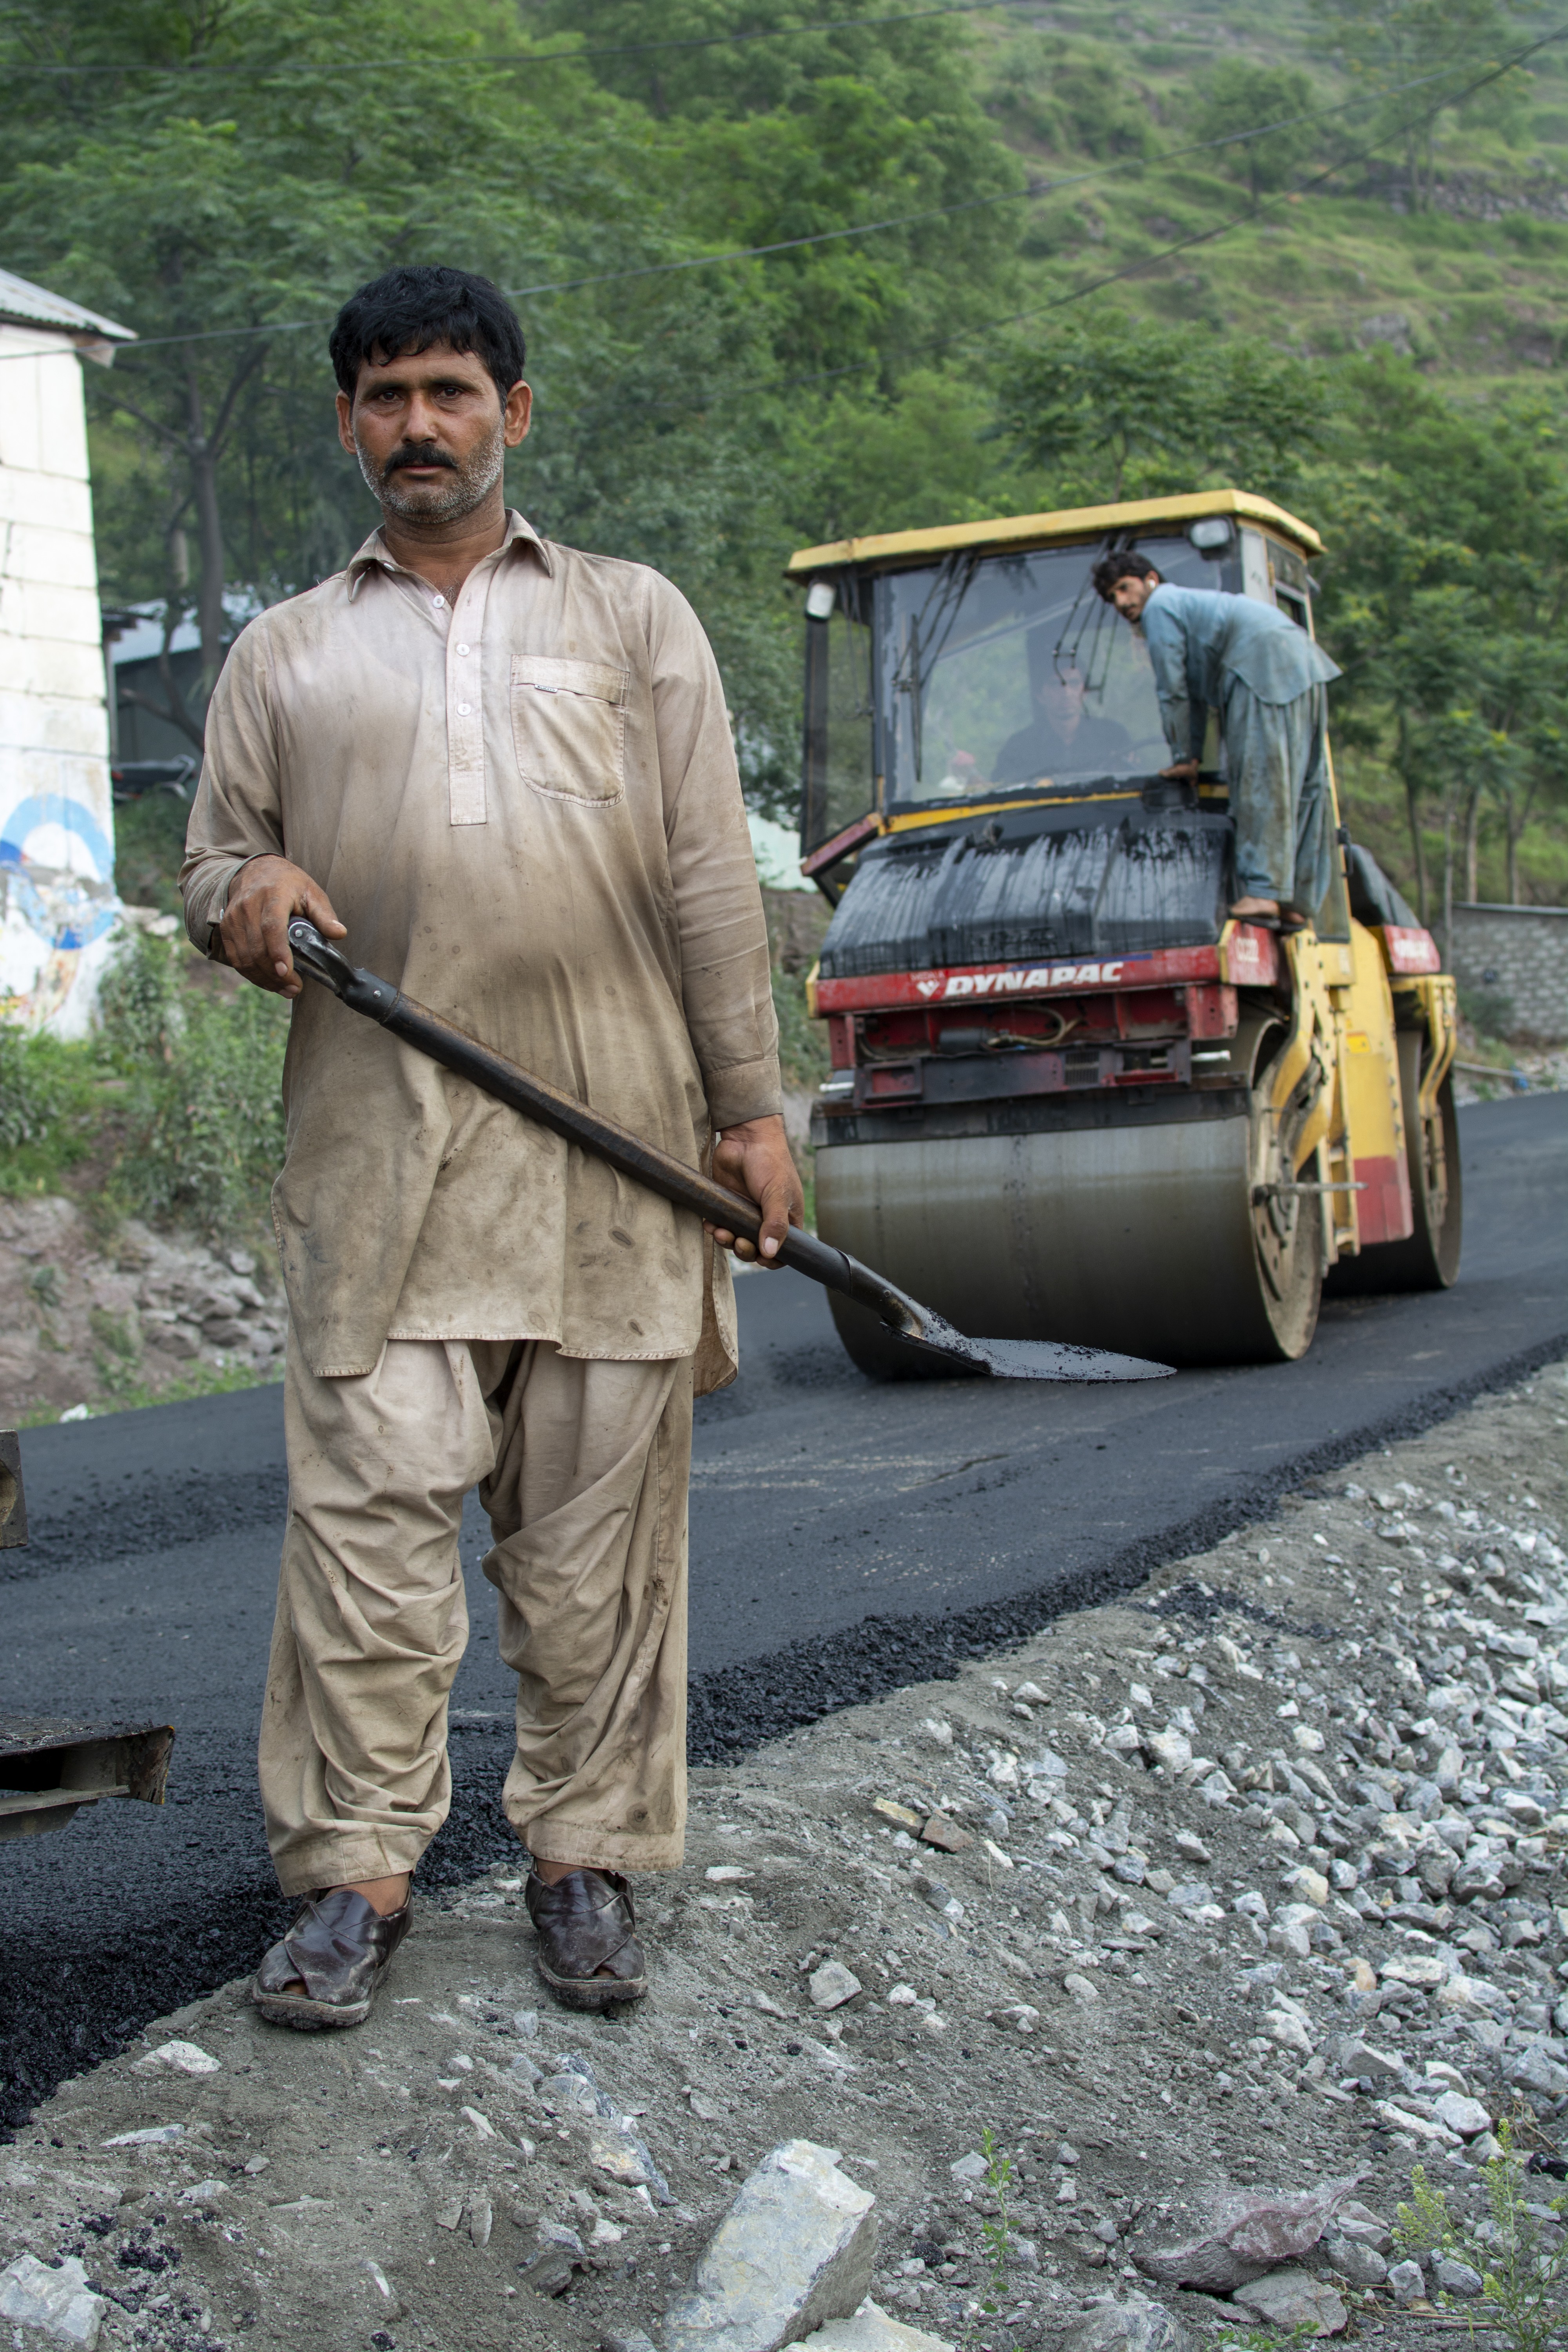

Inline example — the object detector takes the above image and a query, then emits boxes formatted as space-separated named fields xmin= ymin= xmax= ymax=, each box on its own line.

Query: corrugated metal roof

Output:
xmin=0 ymin=267 xmax=134 ymax=343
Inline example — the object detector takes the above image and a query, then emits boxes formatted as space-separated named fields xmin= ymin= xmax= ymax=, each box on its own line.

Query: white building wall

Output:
xmin=0 ymin=321 xmax=121 ymax=1037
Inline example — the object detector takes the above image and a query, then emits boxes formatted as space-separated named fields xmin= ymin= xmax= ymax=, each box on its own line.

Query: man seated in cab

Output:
xmin=1092 ymin=550 xmax=1340 ymax=928
xmin=991 ymin=630 xmax=1132 ymax=785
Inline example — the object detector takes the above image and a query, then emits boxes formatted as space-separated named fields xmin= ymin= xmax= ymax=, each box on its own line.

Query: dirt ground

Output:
xmin=2 ymin=1361 xmax=1566 ymax=2352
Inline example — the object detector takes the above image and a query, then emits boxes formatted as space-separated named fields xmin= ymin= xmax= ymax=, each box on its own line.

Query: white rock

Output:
xmin=1387 ymin=2259 xmax=1425 ymax=2305
xmin=1292 ymin=1725 xmax=1327 ymax=1754
xmin=1282 ymin=1869 xmax=1329 ymax=1907
xmin=886 ymin=1985 xmax=918 ymax=2008
xmin=1432 ymin=2091 xmax=1492 ymax=2138
xmin=101 ymin=2124 xmax=183 ymax=2147
xmin=1230 ymin=2267 xmax=1347 ymax=2336
xmin=1374 ymin=2100 xmax=1461 ymax=2147
xmin=1265 ymin=2009 xmax=1315 ymax=2056
xmin=950 ymin=2152 xmax=988 ymax=2181
xmin=0 ymin=2254 xmax=108 ymax=2348
xmin=809 ymin=1963 xmax=863 ymax=2011
xmin=799 ymin=2299 xmax=955 ymax=2352
xmin=664 ymin=2140 xmax=878 ymax=2352
xmin=177 ymin=2180 xmax=227 ymax=2204
xmin=132 ymin=2038 xmax=220 ymax=2076
xmin=1061 ymin=2291 xmax=1194 ymax=2352
xmin=1378 ymin=1953 xmax=1446 ymax=1988
xmin=1144 ymin=1730 xmax=1192 ymax=1774
xmin=1062 ymin=1973 xmax=1101 ymax=2005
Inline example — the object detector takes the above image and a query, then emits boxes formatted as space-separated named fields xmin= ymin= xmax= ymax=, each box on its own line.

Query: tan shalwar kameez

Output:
xmin=179 ymin=511 xmax=781 ymax=1895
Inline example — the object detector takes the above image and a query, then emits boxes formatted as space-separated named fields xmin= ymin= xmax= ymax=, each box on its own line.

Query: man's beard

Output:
xmin=358 ymin=418 xmax=506 ymax=524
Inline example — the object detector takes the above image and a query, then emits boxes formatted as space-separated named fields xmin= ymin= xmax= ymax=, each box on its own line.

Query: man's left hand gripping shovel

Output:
xmin=286 ymin=920 xmax=1174 ymax=1385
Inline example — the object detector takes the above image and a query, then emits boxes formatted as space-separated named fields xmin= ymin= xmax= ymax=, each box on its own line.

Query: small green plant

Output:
xmin=963 ymin=2126 xmax=1029 ymax=2351
xmin=1396 ymin=2128 xmax=1568 ymax=2352
xmin=1396 ymin=2161 xmax=1458 ymax=2265
xmin=0 ymin=1023 xmax=64 ymax=1149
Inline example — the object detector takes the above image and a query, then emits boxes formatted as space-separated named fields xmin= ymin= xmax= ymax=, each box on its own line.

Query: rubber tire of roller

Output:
xmin=1325 ymin=1030 xmax=1463 ymax=1295
xmin=817 ymin=1097 xmax=1323 ymax=1376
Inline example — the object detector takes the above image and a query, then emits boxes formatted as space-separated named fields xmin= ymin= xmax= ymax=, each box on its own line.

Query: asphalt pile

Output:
xmin=0 ymin=1361 xmax=1563 ymax=2352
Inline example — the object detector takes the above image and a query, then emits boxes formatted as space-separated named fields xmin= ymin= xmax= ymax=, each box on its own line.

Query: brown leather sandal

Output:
xmin=526 ymin=1867 xmax=647 ymax=2011
xmin=251 ymin=1888 xmax=412 ymax=2031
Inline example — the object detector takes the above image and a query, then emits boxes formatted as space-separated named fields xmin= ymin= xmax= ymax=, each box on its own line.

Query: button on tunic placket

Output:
xmin=445 ymin=566 xmax=494 ymax=825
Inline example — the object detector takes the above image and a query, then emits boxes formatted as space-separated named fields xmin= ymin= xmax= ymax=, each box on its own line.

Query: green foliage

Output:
xmin=1395 ymin=2160 xmax=1458 ymax=2261
xmin=1470 ymin=2124 xmax=1568 ymax=2352
xmin=97 ymin=925 xmax=184 ymax=1066
xmin=1308 ymin=0 xmax=1530 ymax=207
xmin=1191 ymin=60 xmax=1322 ymax=198
xmin=1396 ymin=2133 xmax=1568 ymax=2352
xmin=1000 ymin=313 xmax=1332 ymax=502
xmin=975 ymin=2126 xmax=1017 ymax=2325
xmin=105 ymin=953 xmax=290 ymax=1238
xmin=986 ymin=33 xmax=1160 ymax=161
xmin=0 ymin=1025 xmax=65 ymax=1149
xmin=0 ymin=934 xmax=289 ymax=1242
xmin=771 ymin=967 xmax=828 ymax=1094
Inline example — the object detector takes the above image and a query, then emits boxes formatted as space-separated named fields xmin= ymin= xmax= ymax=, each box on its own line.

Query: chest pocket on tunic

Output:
xmin=510 ymin=653 xmax=628 ymax=804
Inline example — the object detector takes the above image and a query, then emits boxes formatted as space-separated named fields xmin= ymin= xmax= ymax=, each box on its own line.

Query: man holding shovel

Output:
xmin=180 ymin=263 xmax=800 ymax=2025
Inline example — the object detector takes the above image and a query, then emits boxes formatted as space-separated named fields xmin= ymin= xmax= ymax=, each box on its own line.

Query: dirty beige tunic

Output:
xmin=180 ymin=512 xmax=779 ymax=1388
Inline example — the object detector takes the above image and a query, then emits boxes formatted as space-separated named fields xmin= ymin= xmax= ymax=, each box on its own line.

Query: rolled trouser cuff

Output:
xmin=270 ymin=1835 xmax=434 ymax=1902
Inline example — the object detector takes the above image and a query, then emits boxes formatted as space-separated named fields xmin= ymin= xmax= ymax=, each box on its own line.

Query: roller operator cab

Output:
xmin=790 ymin=490 xmax=1462 ymax=1376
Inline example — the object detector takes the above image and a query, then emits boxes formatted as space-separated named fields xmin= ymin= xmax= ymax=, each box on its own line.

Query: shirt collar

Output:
xmin=345 ymin=507 xmax=553 ymax=599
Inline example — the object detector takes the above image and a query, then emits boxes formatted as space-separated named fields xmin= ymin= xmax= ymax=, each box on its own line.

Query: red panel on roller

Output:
xmin=1354 ymin=1152 xmax=1414 ymax=1247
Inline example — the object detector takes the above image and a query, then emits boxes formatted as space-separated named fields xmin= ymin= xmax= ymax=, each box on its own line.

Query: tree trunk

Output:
xmin=186 ymin=358 xmax=226 ymax=713
xmin=1441 ymin=797 xmax=1455 ymax=969
xmin=1462 ymin=776 xmax=1483 ymax=900
xmin=1506 ymin=799 xmax=1522 ymax=906
xmin=1399 ymin=716 xmax=1429 ymax=921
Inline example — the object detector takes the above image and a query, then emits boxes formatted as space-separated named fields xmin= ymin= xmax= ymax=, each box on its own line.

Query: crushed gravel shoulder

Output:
xmin=3 ymin=1362 xmax=1566 ymax=2352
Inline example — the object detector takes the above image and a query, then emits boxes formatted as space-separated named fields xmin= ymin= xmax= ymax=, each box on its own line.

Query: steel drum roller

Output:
xmin=816 ymin=1107 xmax=1322 ymax=1374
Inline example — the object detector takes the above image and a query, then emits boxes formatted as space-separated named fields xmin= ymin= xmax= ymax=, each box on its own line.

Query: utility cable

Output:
xmin=649 ymin=20 xmax=1568 ymax=412
xmin=17 ymin=30 xmax=1553 ymax=367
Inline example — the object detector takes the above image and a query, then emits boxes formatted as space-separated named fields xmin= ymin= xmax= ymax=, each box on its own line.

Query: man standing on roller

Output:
xmin=1092 ymin=551 xmax=1341 ymax=927
xmin=180 ymin=263 xmax=800 ymax=2025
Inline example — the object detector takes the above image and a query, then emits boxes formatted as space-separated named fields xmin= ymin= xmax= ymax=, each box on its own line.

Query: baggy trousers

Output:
xmin=259 ymin=1332 xmax=693 ymax=1897
xmin=1222 ymin=677 xmax=1336 ymax=919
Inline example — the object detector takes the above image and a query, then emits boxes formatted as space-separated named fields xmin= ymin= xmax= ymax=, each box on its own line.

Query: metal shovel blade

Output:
xmin=285 ymin=919 xmax=1176 ymax=1384
xmin=898 ymin=1315 xmax=1175 ymax=1383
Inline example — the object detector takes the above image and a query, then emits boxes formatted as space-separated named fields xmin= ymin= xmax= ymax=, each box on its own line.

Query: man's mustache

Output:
xmin=384 ymin=443 xmax=459 ymax=474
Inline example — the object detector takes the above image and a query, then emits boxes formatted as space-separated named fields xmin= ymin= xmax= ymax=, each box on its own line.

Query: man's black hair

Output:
xmin=329 ymin=265 xmax=525 ymax=404
xmin=1091 ymin=549 xmax=1163 ymax=603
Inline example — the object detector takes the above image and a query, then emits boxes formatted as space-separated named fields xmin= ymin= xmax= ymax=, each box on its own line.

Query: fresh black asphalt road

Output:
xmin=2 ymin=1091 xmax=1564 ymax=2122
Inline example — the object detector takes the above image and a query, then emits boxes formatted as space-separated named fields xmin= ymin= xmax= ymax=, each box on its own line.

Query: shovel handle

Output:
xmin=286 ymin=922 xmax=924 ymax=1339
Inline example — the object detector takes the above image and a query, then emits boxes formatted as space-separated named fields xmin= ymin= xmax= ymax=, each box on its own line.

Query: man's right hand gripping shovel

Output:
xmin=218 ymin=856 xmax=348 ymax=997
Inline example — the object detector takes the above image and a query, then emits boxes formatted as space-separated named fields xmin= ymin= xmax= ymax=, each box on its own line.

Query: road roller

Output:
xmin=789 ymin=488 xmax=1462 ymax=1374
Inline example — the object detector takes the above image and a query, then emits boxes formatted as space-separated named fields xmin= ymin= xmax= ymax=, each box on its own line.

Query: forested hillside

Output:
xmin=4 ymin=0 xmax=1567 ymax=921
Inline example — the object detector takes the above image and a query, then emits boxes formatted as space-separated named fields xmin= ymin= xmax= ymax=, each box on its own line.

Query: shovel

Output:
xmin=285 ymin=919 xmax=1174 ymax=1383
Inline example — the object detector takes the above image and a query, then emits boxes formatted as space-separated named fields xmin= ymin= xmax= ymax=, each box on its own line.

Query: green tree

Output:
xmin=1308 ymin=355 xmax=1568 ymax=910
xmin=0 ymin=0 xmax=1028 ymax=814
xmin=1190 ymin=59 xmax=1321 ymax=201
xmin=1309 ymin=0 xmax=1528 ymax=209
xmin=999 ymin=310 xmax=1331 ymax=502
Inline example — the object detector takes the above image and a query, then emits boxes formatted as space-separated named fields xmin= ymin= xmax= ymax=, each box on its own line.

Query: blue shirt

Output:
xmin=1141 ymin=584 xmax=1341 ymax=763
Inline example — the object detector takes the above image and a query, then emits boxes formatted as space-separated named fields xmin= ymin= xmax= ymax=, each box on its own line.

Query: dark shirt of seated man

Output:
xmin=991 ymin=658 xmax=1132 ymax=784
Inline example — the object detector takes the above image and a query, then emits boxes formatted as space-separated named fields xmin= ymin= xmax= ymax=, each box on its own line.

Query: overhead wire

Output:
xmin=654 ymin=19 xmax=1568 ymax=411
xmin=11 ymin=29 xmax=1555 ymax=367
